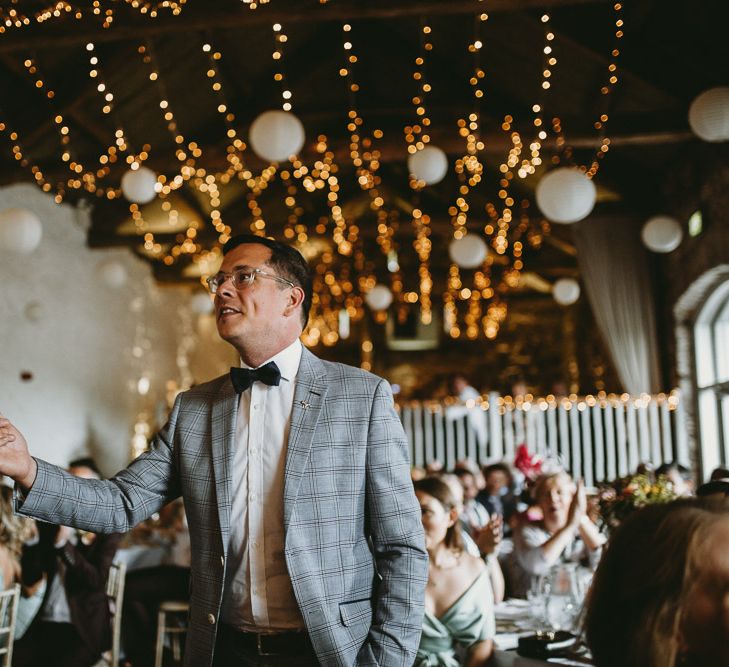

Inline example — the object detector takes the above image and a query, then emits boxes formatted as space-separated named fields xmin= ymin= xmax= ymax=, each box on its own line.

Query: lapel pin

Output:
xmin=300 ymin=400 xmax=311 ymax=410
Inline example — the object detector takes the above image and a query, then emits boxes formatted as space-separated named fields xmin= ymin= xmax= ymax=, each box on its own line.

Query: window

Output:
xmin=695 ymin=279 xmax=729 ymax=474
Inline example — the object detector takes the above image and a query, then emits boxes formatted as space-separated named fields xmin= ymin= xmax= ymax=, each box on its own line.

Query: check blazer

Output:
xmin=19 ymin=347 xmax=428 ymax=666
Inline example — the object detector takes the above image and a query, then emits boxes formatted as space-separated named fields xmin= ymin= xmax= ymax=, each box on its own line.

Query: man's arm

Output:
xmin=0 ymin=400 xmax=184 ymax=533
xmin=357 ymin=379 xmax=428 ymax=667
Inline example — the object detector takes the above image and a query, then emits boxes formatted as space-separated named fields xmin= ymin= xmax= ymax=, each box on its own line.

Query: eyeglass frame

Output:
xmin=206 ymin=267 xmax=296 ymax=294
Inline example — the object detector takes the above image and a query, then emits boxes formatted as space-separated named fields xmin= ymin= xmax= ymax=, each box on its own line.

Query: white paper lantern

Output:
xmin=0 ymin=208 xmax=42 ymax=254
xmin=121 ymin=166 xmax=158 ymax=204
xmin=448 ymin=235 xmax=487 ymax=269
xmin=535 ymin=168 xmax=597 ymax=224
xmin=365 ymin=284 xmax=393 ymax=311
xmin=96 ymin=259 xmax=128 ymax=289
xmin=688 ymin=87 xmax=729 ymax=142
xmin=191 ymin=291 xmax=214 ymax=315
xmin=407 ymin=145 xmax=449 ymax=185
xmin=641 ymin=215 xmax=683 ymax=253
xmin=249 ymin=110 xmax=305 ymax=162
xmin=553 ymin=278 xmax=581 ymax=306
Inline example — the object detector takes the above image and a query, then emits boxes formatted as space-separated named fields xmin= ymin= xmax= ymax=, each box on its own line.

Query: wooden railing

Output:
xmin=397 ymin=391 xmax=688 ymax=487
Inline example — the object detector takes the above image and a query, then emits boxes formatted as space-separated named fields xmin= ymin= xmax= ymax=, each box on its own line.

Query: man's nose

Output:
xmin=217 ymin=274 xmax=236 ymax=297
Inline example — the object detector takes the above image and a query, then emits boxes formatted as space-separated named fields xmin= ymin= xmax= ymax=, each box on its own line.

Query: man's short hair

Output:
xmin=655 ymin=462 xmax=692 ymax=482
xmin=68 ymin=457 xmax=101 ymax=477
xmin=222 ymin=234 xmax=313 ymax=326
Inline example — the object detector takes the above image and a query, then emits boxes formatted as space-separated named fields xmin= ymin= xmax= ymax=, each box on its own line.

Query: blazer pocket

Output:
xmin=339 ymin=598 xmax=373 ymax=627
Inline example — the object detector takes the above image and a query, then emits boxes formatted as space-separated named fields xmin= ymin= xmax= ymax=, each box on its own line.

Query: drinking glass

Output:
xmin=526 ymin=574 xmax=550 ymax=632
xmin=544 ymin=563 xmax=581 ymax=632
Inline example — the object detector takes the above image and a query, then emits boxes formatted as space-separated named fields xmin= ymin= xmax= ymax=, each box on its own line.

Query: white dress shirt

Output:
xmin=220 ymin=339 xmax=305 ymax=631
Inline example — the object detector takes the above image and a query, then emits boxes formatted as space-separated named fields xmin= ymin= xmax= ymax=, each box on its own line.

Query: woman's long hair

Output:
xmin=0 ymin=485 xmax=38 ymax=555
xmin=413 ymin=476 xmax=464 ymax=552
xmin=584 ymin=496 xmax=729 ymax=667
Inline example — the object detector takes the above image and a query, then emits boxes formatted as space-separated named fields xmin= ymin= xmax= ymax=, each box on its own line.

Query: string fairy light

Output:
xmin=404 ymin=20 xmax=436 ymax=323
xmin=0 ymin=1 xmax=186 ymax=35
xmin=516 ymin=12 xmax=556 ymax=179
xmin=20 ymin=56 xmax=94 ymax=192
xmin=337 ymin=22 xmax=386 ymax=259
xmin=445 ymin=11 xmax=489 ymax=340
xmin=84 ymin=41 xmax=132 ymax=200
xmin=241 ymin=0 xmax=270 ymax=9
xmin=271 ymin=23 xmax=293 ymax=112
xmin=547 ymin=2 xmax=624 ymax=177
xmin=201 ymin=40 xmax=247 ymax=177
xmin=585 ymin=1 xmax=624 ymax=178
xmin=0 ymin=111 xmax=55 ymax=199
xmin=404 ymin=19 xmax=433 ymax=161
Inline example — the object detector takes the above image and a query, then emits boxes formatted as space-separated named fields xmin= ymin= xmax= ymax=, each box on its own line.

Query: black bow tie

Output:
xmin=230 ymin=361 xmax=282 ymax=394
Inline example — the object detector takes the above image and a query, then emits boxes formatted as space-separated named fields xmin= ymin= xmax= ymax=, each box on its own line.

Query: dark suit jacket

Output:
xmin=21 ymin=523 xmax=122 ymax=656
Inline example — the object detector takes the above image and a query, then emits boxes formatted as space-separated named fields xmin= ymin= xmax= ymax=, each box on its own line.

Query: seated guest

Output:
xmin=453 ymin=463 xmax=490 ymax=531
xmin=14 ymin=459 xmax=123 ymax=667
xmin=584 ymin=497 xmax=729 ymax=667
xmin=121 ymin=498 xmax=191 ymax=667
xmin=476 ymin=462 xmax=518 ymax=525
xmin=656 ymin=462 xmax=694 ymax=496
xmin=697 ymin=475 xmax=729 ymax=498
xmin=509 ymin=471 xmax=604 ymax=598
xmin=414 ymin=477 xmax=495 ymax=666
xmin=0 ymin=481 xmax=45 ymax=638
xmin=441 ymin=473 xmax=504 ymax=603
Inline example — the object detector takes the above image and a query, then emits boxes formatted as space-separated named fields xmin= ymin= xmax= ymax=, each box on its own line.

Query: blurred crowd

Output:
xmin=411 ymin=452 xmax=729 ymax=666
xmin=1 ymin=451 xmax=728 ymax=666
xmin=0 ymin=458 xmax=190 ymax=667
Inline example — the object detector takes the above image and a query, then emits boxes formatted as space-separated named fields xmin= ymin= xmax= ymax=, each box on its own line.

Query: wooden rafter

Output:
xmin=0 ymin=1 xmax=613 ymax=53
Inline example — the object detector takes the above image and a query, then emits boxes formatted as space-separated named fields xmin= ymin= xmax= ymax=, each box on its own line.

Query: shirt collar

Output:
xmin=239 ymin=338 xmax=302 ymax=383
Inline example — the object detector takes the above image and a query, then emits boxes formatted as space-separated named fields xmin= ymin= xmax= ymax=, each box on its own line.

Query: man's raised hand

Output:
xmin=0 ymin=415 xmax=38 ymax=490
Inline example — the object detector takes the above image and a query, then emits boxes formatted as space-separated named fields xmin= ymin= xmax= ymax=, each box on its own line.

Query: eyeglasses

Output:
xmin=206 ymin=268 xmax=295 ymax=294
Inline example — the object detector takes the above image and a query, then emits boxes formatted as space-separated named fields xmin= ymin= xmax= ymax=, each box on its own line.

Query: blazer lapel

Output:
xmin=211 ymin=377 xmax=239 ymax=554
xmin=283 ymin=348 xmax=328 ymax=529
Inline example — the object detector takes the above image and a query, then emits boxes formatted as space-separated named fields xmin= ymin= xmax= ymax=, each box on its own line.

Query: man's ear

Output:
xmin=283 ymin=285 xmax=305 ymax=317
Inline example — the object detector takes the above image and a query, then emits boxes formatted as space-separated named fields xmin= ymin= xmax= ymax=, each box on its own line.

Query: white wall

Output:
xmin=0 ymin=184 xmax=234 ymax=476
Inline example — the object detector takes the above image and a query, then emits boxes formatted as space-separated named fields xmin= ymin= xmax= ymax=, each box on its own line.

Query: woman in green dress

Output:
xmin=414 ymin=476 xmax=495 ymax=666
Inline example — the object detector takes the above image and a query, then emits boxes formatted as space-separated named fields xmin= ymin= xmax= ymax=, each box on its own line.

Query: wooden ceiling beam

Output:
xmin=0 ymin=0 xmax=612 ymax=54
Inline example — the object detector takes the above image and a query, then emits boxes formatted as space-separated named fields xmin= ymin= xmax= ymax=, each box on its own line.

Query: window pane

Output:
xmin=699 ymin=389 xmax=721 ymax=473
xmin=696 ymin=323 xmax=715 ymax=388
xmin=714 ymin=301 xmax=729 ymax=384
xmin=722 ymin=394 xmax=729 ymax=467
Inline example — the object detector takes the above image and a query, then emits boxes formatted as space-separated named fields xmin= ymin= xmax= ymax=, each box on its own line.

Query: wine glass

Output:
xmin=526 ymin=574 xmax=550 ymax=632
xmin=544 ymin=563 xmax=581 ymax=632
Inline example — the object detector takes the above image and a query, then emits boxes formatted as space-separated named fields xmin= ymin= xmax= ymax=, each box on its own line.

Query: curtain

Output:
xmin=573 ymin=217 xmax=662 ymax=394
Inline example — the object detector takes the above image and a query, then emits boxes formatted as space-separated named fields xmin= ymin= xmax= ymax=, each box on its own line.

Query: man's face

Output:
xmin=213 ymin=243 xmax=296 ymax=351
xmin=486 ymin=470 xmax=509 ymax=496
xmin=451 ymin=377 xmax=467 ymax=395
xmin=459 ymin=472 xmax=479 ymax=502
xmin=68 ymin=465 xmax=99 ymax=480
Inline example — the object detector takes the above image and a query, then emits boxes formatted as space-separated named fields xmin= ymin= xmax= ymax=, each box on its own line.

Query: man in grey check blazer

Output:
xmin=0 ymin=235 xmax=428 ymax=666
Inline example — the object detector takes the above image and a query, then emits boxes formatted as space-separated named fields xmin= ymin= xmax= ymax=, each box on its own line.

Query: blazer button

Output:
xmin=207 ymin=613 xmax=216 ymax=625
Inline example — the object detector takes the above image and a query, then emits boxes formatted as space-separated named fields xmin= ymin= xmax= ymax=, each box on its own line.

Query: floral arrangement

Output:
xmin=597 ymin=473 xmax=678 ymax=532
xmin=514 ymin=444 xmax=543 ymax=482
